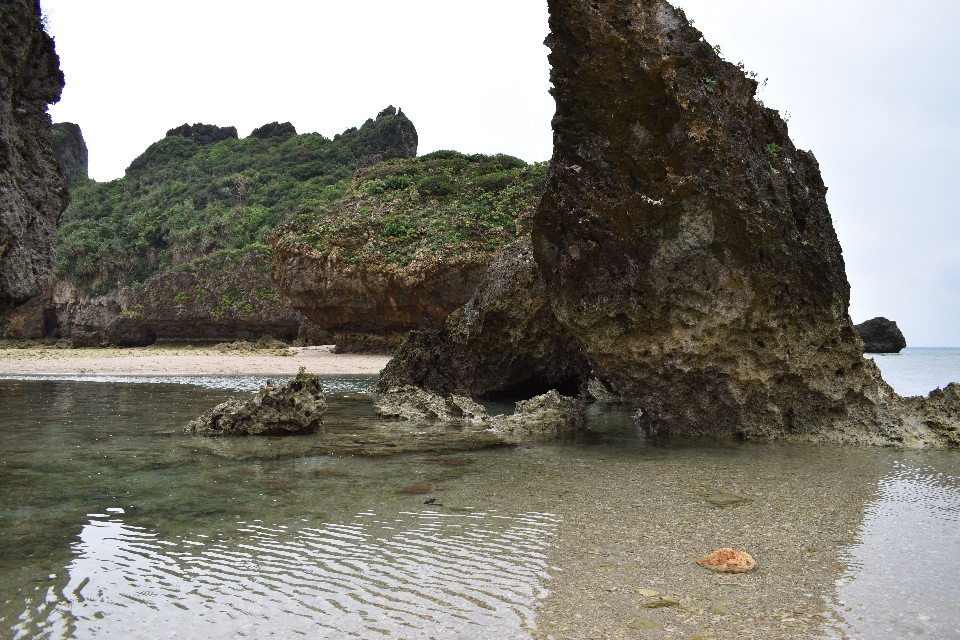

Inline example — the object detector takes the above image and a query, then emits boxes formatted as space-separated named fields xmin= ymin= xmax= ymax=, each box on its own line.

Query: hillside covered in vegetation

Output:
xmin=56 ymin=106 xmax=417 ymax=295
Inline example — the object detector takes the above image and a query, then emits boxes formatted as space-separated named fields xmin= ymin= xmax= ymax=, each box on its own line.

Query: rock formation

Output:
xmin=376 ymin=0 xmax=960 ymax=445
xmin=0 ymin=1 xmax=68 ymax=313
xmin=855 ymin=317 xmax=907 ymax=354
xmin=185 ymin=370 xmax=326 ymax=436
xmin=249 ymin=121 xmax=296 ymax=140
xmin=489 ymin=390 xmax=587 ymax=437
xmin=374 ymin=386 xmax=490 ymax=423
xmin=376 ymin=237 xmax=590 ymax=396
xmin=272 ymin=153 xmax=545 ymax=353
xmin=51 ymin=122 xmax=87 ymax=185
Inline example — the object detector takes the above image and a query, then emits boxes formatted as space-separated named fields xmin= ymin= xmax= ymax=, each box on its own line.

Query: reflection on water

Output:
xmin=15 ymin=510 xmax=555 ymax=639
xmin=830 ymin=461 xmax=960 ymax=639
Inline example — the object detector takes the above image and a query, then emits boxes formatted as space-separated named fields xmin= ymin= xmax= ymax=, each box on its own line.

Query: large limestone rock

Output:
xmin=51 ymin=122 xmax=88 ymax=185
xmin=489 ymin=390 xmax=587 ymax=437
xmin=532 ymin=0 xmax=896 ymax=438
xmin=376 ymin=237 xmax=590 ymax=397
xmin=855 ymin=317 xmax=906 ymax=354
xmin=0 ymin=2 xmax=68 ymax=312
xmin=185 ymin=370 xmax=326 ymax=436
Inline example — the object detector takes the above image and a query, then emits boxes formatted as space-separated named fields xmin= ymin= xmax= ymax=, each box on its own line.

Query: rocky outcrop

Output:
xmin=376 ymin=237 xmax=590 ymax=397
xmin=0 ymin=1 xmax=68 ymax=313
xmin=165 ymin=122 xmax=238 ymax=144
xmin=359 ymin=106 xmax=418 ymax=164
xmin=374 ymin=386 xmax=490 ymax=423
xmin=4 ymin=250 xmax=317 ymax=345
xmin=527 ymin=0 xmax=901 ymax=438
xmin=489 ymin=390 xmax=587 ymax=436
xmin=249 ymin=121 xmax=296 ymax=139
xmin=272 ymin=153 xmax=545 ymax=353
xmin=51 ymin=122 xmax=87 ymax=185
xmin=185 ymin=370 xmax=326 ymax=436
xmin=855 ymin=317 xmax=907 ymax=354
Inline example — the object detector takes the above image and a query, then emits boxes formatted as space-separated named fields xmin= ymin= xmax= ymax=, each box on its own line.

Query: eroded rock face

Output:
xmin=855 ymin=317 xmax=907 ymax=354
xmin=376 ymin=237 xmax=590 ymax=397
xmin=0 ymin=1 xmax=68 ymax=312
xmin=185 ymin=370 xmax=326 ymax=436
xmin=489 ymin=390 xmax=587 ymax=437
xmin=249 ymin=121 xmax=296 ymax=140
xmin=374 ymin=386 xmax=490 ymax=423
xmin=51 ymin=122 xmax=87 ymax=185
xmin=532 ymin=0 xmax=896 ymax=438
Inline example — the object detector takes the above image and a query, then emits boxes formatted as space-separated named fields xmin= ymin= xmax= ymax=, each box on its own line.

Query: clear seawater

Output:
xmin=0 ymin=352 xmax=958 ymax=639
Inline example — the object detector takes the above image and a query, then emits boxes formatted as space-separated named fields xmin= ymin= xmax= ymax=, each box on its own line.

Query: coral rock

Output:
xmin=185 ymin=370 xmax=326 ymax=436
xmin=697 ymin=548 xmax=757 ymax=573
xmin=374 ymin=386 xmax=490 ymax=423
xmin=490 ymin=390 xmax=586 ymax=436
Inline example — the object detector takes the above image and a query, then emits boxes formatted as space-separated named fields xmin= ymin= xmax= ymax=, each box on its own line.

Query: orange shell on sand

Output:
xmin=697 ymin=548 xmax=756 ymax=573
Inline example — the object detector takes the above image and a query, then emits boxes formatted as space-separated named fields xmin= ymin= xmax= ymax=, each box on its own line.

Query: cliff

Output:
xmin=0 ymin=1 xmax=68 ymax=313
xmin=51 ymin=122 xmax=87 ymax=185
xmin=271 ymin=151 xmax=547 ymax=352
xmin=381 ymin=0 xmax=960 ymax=444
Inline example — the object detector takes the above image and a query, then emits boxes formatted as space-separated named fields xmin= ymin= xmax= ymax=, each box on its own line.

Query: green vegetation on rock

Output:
xmin=277 ymin=151 xmax=548 ymax=268
xmin=56 ymin=109 xmax=416 ymax=295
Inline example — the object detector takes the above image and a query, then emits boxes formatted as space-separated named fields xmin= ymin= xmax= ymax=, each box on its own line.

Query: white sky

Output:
xmin=43 ymin=0 xmax=960 ymax=346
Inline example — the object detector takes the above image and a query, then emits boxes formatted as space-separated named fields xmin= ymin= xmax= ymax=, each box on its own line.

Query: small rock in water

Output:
xmin=489 ymin=390 xmax=586 ymax=436
xmin=704 ymin=492 xmax=749 ymax=507
xmin=634 ymin=588 xmax=660 ymax=598
xmin=184 ymin=368 xmax=326 ymax=436
xmin=374 ymin=386 xmax=490 ymax=423
xmin=697 ymin=548 xmax=757 ymax=573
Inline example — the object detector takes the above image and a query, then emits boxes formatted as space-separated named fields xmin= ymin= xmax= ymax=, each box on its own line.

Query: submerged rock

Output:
xmin=490 ymin=390 xmax=586 ymax=436
xmin=185 ymin=370 xmax=326 ymax=436
xmin=855 ymin=317 xmax=907 ymax=354
xmin=374 ymin=386 xmax=490 ymax=423
xmin=697 ymin=548 xmax=757 ymax=573
xmin=0 ymin=2 xmax=69 ymax=312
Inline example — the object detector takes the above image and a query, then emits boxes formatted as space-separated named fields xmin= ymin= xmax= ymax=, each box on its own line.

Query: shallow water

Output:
xmin=1 ymin=369 xmax=959 ymax=639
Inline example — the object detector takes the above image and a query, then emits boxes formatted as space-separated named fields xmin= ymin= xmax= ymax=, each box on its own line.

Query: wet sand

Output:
xmin=0 ymin=344 xmax=390 ymax=376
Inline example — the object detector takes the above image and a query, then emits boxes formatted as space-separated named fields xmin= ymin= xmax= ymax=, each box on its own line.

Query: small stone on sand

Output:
xmin=697 ymin=548 xmax=757 ymax=573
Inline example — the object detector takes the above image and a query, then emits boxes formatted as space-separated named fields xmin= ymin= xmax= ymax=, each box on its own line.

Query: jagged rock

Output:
xmin=0 ymin=1 xmax=68 ymax=312
xmin=374 ymin=386 xmax=490 ymax=423
xmin=104 ymin=316 xmax=156 ymax=347
xmin=489 ymin=390 xmax=586 ymax=436
xmin=249 ymin=121 xmax=297 ymax=139
xmin=2 ymin=282 xmax=57 ymax=339
xmin=51 ymin=122 xmax=87 ymax=185
xmin=362 ymin=105 xmax=418 ymax=164
xmin=529 ymin=0 xmax=901 ymax=438
xmin=185 ymin=370 xmax=326 ymax=436
xmin=376 ymin=237 xmax=591 ymax=397
xmin=165 ymin=123 xmax=238 ymax=145
xmin=294 ymin=318 xmax=333 ymax=347
xmin=855 ymin=317 xmax=907 ymax=354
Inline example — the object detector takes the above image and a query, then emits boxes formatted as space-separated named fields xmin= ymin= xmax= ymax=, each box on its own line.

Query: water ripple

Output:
xmin=13 ymin=510 xmax=557 ymax=639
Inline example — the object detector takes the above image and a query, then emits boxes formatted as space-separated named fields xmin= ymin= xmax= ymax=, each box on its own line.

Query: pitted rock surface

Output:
xmin=185 ymin=371 xmax=326 ymax=436
xmin=376 ymin=237 xmax=590 ymax=398
xmin=374 ymin=386 xmax=490 ymax=424
xmin=0 ymin=1 xmax=68 ymax=312
xmin=532 ymin=0 xmax=898 ymax=438
xmin=490 ymin=390 xmax=587 ymax=437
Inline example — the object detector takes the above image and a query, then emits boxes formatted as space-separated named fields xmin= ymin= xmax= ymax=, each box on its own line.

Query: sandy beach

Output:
xmin=0 ymin=344 xmax=390 ymax=376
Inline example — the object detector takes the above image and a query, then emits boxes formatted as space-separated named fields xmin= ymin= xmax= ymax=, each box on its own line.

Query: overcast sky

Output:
xmin=43 ymin=0 xmax=959 ymax=346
